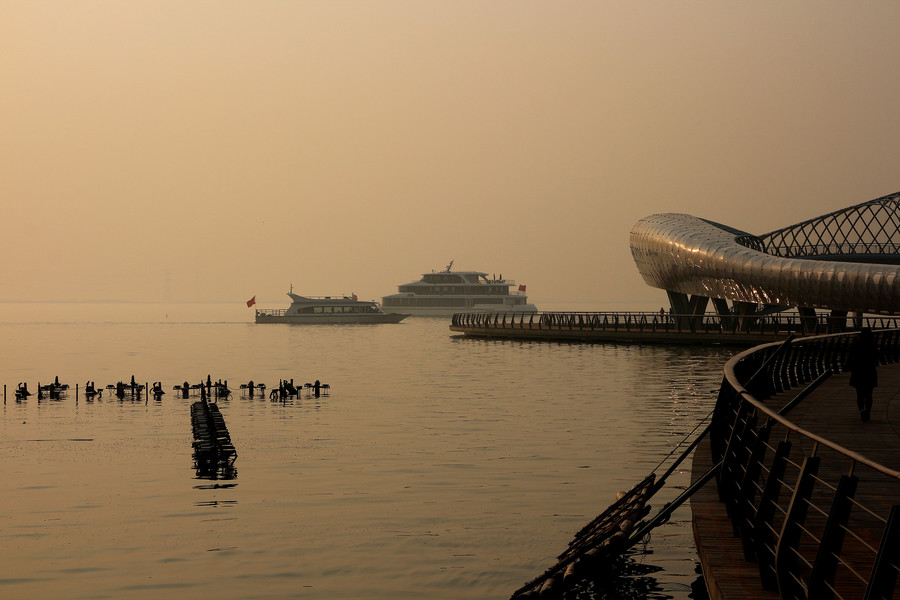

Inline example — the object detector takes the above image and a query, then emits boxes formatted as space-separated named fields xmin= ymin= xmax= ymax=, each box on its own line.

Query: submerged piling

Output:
xmin=190 ymin=396 xmax=237 ymax=479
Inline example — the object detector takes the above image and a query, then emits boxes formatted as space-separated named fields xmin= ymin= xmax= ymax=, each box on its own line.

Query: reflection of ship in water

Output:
xmin=190 ymin=396 xmax=237 ymax=480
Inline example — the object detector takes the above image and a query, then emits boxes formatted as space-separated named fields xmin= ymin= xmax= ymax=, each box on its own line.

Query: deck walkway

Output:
xmin=449 ymin=312 xmax=900 ymax=346
xmin=691 ymin=361 xmax=900 ymax=600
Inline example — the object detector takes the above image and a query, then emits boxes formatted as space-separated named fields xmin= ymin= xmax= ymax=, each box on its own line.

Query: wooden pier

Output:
xmin=502 ymin=328 xmax=900 ymax=599
xmin=450 ymin=311 xmax=900 ymax=345
xmin=693 ymin=333 xmax=900 ymax=600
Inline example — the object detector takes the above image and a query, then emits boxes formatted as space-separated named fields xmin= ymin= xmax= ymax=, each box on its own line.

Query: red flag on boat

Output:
xmin=518 ymin=284 xmax=526 ymax=292
xmin=247 ymin=295 xmax=256 ymax=308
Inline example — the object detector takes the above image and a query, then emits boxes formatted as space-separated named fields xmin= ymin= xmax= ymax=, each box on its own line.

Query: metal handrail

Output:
xmin=711 ymin=328 xmax=900 ymax=598
xmin=723 ymin=333 xmax=900 ymax=481
xmin=451 ymin=311 xmax=900 ymax=335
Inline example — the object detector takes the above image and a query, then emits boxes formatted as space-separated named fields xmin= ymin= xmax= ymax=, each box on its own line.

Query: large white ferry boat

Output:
xmin=256 ymin=292 xmax=408 ymax=324
xmin=381 ymin=262 xmax=538 ymax=317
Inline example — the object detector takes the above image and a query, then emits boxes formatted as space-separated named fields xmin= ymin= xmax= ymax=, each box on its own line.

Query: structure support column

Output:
xmin=734 ymin=301 xmax=759 ymax=332
xmin=712 ymin=298 xmax=733 ymax=331
xmin=667 ymin=291 xmax=709 ymax=330
xmin=828 ymin=310 xmax=848 ymax=333
xmin=798 ymin=307 xmax=818 ymax=335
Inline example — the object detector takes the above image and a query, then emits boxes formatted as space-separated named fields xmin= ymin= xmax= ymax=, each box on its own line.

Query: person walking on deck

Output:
xmin=846 ymin=327 xmax=878 ymax=421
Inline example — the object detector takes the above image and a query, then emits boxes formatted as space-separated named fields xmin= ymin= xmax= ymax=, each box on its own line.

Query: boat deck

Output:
xmin=691 ymin=362 xmax=900 ymax=600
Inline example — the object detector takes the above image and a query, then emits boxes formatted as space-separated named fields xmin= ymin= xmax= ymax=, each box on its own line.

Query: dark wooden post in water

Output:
xmin=190 ymin=396 xmax=237 ymax=478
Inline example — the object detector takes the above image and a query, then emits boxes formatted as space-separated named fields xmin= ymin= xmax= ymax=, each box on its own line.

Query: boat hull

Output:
xmin=255 ymin=313 xmax=408 ymax=324
xmin=382 ymin=267 xmax=537 ymax=316
xmin=383 ymin=305 xmax=538 ymax=317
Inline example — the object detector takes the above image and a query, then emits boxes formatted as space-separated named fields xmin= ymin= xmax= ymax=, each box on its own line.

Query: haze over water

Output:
xmin=0 ymin=303 xmax=729 ymax=599
xmin=5 ymin=4 xmax=897 ymax=595
xmin=5 ymin=3 xmax=900 ymax=307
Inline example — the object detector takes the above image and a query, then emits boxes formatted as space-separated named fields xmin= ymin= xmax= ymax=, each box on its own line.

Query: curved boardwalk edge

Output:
xmin=509 ymin=475 xmax=655 ymax=599
xmin=692 ymin=433 xmax=780 ymax=600
xmin=693 ymin=329 xmax=900 ymax=600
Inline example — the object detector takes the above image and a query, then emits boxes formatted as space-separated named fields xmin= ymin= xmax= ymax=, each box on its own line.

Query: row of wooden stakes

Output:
xmin=5 ymin=376 xmax=331 ymax=402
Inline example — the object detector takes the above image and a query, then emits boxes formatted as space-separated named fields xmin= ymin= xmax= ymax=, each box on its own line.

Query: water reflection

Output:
xmin=0 ymin=307 xmax=733 ymax=600
xmin=194 ymin=483 xmax=238 ymax=490
xmin=563 ymin=554 xmax=708 ymax=599
xmin=195 ymin=500 xmax=238 ymax=507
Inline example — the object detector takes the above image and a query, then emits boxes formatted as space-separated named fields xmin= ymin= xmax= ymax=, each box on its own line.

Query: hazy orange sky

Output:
xmin=3 ymin=2 xmax=900 ymax=307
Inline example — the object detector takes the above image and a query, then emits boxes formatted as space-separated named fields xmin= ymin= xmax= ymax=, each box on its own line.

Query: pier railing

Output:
xmin=712 ymin=328 xmax=900 ymax=599
xmin=451 ymin=311 xmax=900 ymax=336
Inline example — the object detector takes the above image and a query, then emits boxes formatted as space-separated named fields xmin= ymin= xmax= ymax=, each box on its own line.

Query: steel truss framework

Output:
xmin=629 ymin=192 xmax=900 ymax=322
xmin=760 ymin=191 xmax=900 ymax=261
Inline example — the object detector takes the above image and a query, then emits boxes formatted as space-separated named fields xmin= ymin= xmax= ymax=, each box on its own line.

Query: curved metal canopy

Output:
xmin=630 ymin=192 xmax=900 ymax=314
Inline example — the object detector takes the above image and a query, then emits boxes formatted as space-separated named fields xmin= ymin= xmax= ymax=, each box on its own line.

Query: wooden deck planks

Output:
xmin=692 ymin=362 xmax=900 ymax=600
xmin=449 ymin=325 xmax=795 ymax=346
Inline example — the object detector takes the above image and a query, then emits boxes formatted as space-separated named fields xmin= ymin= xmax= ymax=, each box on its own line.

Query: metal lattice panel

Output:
xmin=760 ymin=191 xmax=900 ymax=259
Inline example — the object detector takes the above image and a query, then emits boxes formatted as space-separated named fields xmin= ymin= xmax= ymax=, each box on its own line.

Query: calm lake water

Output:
xmin=0 ymin=303 xmax=732 ymax=599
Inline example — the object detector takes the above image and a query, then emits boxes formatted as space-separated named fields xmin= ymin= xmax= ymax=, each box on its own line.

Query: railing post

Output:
xmin=775 ymin=455 xmax=820 ymax=599
xmin=717 ymin=403 xmax=743 ymax=502
xmin=737 ymin=423 xmax=770 ymax=561
xmin=709 ymin=382 xmax=734 ymax=460
xmin=721 ymin=407 xmax=757 ymax=535
xmin=754 ymin=440 xmax=792 ymax=590
xmin=787 ymin=347 xmax=800 ymax=389
xmin=807 ymin=474 xmax=858 ymax=600
xmin=864 ymin=504 xmax=900 ymax=600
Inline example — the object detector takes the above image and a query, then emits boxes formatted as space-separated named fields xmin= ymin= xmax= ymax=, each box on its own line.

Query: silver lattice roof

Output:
xmin=760 ymin=191 xmax=900 ymax=262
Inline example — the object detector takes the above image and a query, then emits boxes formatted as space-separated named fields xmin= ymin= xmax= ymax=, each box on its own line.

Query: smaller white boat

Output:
xmin=255 ymin=292 xmax=408 ymax=324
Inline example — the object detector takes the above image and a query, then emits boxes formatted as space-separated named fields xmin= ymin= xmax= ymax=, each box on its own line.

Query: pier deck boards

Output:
xmin=691 ymin=362 xmax=900 ymax=600
xmin=450 ymin=326 xmax=795 ymax=345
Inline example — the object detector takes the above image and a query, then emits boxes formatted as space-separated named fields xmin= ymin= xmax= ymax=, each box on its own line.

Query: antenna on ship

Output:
xmin=445 ymin=260 xmax=454 ymax=272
